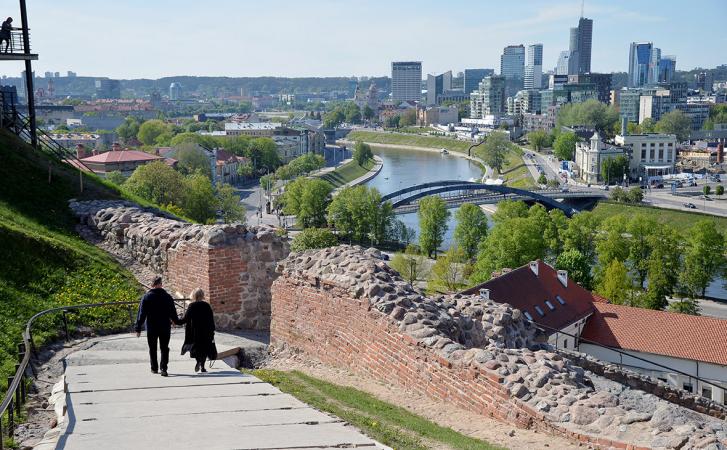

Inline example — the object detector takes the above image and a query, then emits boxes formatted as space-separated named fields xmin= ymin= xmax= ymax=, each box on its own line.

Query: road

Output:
xmin=519 ymin=146 xmax=562 ymax=186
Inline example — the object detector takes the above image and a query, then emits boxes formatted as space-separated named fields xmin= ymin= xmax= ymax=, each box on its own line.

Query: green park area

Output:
xmin=317 ymin=157 xmax=376 ymax=188
xmin=346 ymin=130 xmax=471 ymax=153
xmin=592 ymin=201 xmax=727 ymax=233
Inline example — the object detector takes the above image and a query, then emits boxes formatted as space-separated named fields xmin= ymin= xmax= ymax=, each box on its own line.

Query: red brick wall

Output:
xmin=167 ymin=241 xmax=210 ymax=301
xmin=207 ymin=245 xmax=246 ymax=315
xmin=271 ymin=276 xmax=643 ymax=450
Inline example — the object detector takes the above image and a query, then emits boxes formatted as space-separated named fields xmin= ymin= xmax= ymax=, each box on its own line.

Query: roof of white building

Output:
xmin=224 ymin=122 xmax=280 ymax=131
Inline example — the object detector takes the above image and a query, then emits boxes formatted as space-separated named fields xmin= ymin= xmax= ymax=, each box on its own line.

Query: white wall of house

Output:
xmin=579 ymin=343 xmax=726 ymax=404
xmin=546 ymin=316 xmax=590 ymax=351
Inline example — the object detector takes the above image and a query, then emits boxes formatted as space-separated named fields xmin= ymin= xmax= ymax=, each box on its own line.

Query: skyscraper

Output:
xmin=524 ymin=44 xmax=543 ymax=89
xmin=169 ymin=82 xmax=182 ymax=101
xmin=568 ymin=17 xmax=593 ymax=75
xmin=463 ymin=68 xmax=494 ymax=95
xmin=500 ymin=45 xmax=525 ymax=81
xmin=95 ymin=79 xmax=121 ymax=99
xmin=658 ymin=56 xmax=676 ymax=83
xmin=628 ymin=42 xmax=656 ymax=87
xmin=426 ymin=71 xmax=452 ymax=105
xmin=391 ymin=61 xmax=422 ymax=102
xmin=556 ymin=51 xmax=571 ymax=76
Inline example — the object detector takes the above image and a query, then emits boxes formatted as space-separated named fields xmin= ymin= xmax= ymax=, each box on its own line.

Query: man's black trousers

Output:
xmin=146 ymin=331 xmax=171 ymax=371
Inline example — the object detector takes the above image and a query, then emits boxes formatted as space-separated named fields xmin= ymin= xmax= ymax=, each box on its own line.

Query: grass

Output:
xmin=347 ymin=130 xmax=471 ymax=153
xmin=591 ymin=201 xmax=727 ymax=233
xmin=251 ymin=369 xmax=504 ymax=450
xmin=317 ymin=158 xmax=375 ymax=188
xmin=498 ymin=146 xmax=536 ymax=189
xmin=0 ymin=129 xmax=142 ymax=401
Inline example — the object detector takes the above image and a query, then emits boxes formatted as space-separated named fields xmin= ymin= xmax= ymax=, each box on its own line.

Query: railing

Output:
xmin=0 ymin=29 xmax=33 ymax=55
xmin=0 ymin=294 xmax=190 ymax=448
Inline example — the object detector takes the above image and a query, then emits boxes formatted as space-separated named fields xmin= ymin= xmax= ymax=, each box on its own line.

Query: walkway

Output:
xmin=54 ymin=330 xmax=384 ymax=450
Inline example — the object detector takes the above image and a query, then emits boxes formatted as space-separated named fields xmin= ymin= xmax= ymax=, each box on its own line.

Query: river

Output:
xmin=363 ymin=145 xmax=727 ymax=301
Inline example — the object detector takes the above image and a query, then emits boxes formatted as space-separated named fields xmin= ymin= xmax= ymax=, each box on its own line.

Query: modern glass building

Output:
xmin=500 ymin=45 xmax=525 ymax=81
xmin=463 ymin=68 xmax=494 ymax=95
xmin=524 ymin=44 xmax=543 ymax=89
xmin=658 ymin=56 xmax=677 ymax=83
xmin=568 ymin=17 xmax=593 ymax=75
xmin=628 ymin=42 xmax=655 ymax=87
xmin=391 ymin=61 xmax=422 ymax=102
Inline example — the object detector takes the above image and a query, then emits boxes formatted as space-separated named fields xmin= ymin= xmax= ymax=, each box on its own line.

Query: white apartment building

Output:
xmin=615 ymin=133 xmax=677 ymax=180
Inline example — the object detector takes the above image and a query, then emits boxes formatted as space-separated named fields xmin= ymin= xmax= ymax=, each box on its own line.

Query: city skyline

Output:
xmin=1 ymin=0 xmax=725 ymax=79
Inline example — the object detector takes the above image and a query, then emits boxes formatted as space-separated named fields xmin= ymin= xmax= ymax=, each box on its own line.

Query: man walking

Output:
xmin=135 ymin=276 xmax=180 ymax=377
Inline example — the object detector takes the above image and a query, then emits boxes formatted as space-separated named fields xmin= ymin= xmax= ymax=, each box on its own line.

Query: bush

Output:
xmin=291 ymin=228 xmax=338 ymax=251
xmin=353 ymin=141 xmax=374 ymax=166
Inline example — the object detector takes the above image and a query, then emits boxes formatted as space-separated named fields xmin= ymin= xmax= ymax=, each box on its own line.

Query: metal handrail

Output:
xmin=0 ymin=30 xmax=32 ymax=54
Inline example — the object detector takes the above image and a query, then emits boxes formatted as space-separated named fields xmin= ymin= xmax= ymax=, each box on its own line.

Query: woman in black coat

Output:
xmin=179 ymin=289 xmax=216 ymax=373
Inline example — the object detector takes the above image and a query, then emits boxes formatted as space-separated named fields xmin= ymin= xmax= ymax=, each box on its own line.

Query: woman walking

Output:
xmin=179 ymin=288 xmax=216 ymax=373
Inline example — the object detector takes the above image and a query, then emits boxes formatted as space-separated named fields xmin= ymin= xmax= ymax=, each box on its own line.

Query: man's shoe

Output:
xmin=194 ymin=362 xmax=201 ymax=373
xmin=151 ymin=369 xmax=158 ymax=374
xmin=160 ymin=370 xmax=168 ymax=377
xmin=200 ymin=366 xmax=207 ymax=373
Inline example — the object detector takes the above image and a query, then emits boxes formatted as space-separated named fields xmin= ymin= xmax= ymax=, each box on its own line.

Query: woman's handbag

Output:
xmin=207 ymin=337 xmax=218 ymax=361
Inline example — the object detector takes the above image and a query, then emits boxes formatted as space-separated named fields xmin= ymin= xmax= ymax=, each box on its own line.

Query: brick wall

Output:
xmin=271 ymin=275 xmax=644 ymax=450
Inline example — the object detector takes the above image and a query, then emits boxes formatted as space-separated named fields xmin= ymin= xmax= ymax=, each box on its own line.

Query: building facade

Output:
xmin=568 ymin=17 xmax=593 ymax=75
xmin=169 ymin=82 xmax=182 ymax=101
xmin=463 ymin=68 xmax=494 ymax=95
xmin=470 ymin=76 xmax=506 ymax=118
xmin=391 ymin=61 xmax=422 ymax=102
xmin=524 ymin=44 xmax=543 ymax=90
xmin=425 ymin=71 xmax=452 ymax=105
xmin=628 ymin=42 xmax=659 ymax=87
xmin=615 ymin=132 xmax=677 ymax=179
xmin=416 ymin=105 xmax=458 ymax=126
xmin=574 ymin=132 xmax=627 ymax=184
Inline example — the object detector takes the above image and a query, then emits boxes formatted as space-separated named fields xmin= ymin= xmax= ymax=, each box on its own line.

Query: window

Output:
xmin=545 ymin=300 xmax=555 ymax=311
xmin=650 ymin=149 xmax=655 ymax=160
xmin=523 ymin=311 xmax=533 ymax=321
xmin=702 ymin=387 xmax=713 ymax=399
xmin=556 ymin=295 xmax=566 ymax=305
xmin=641 ymin=149 xmax=646 ymax=159
xmin=683 ymin=382 xmax=693 ymax=393
xmin=563 ymin=339 xmax=569 ymax=349
xmin=658 ymin=149 xmax=664 ymax=161
xmin=534 ymin=305 xmax=545 ymax=316
xmin=667 ymin=149 xmax=672 ymax=161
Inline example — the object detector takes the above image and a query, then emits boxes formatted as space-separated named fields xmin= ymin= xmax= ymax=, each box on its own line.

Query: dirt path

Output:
xmin=264 ymin=350 xmax=589 ymax=450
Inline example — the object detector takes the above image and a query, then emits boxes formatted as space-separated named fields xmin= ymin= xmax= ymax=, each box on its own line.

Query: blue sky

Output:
xmin=4 ymin=0 xmax=726 ymax=79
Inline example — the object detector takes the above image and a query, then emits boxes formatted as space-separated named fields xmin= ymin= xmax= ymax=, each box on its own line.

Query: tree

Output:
xmin=384 ymin=115 xmax=400 ymax=129
xmin=537 ymin=173 xmax=547 ymax=185
xmin=681 ymin=220 xmax=725 ymax=298
xmin=417 ymin=196 xmax=449 ymax=258
xmin=556 ymin=249 xmax=593 ymax=290
xmin=175 ymin=143 xmax=212 ymax=178
xmin=453 ymin=203 xmax=488 ymax=261
xmin=556 ymin=99 xmax=620 ymax=137
xmin=668 ymin=299 xmax=700 ymax=315
xmin=644 ymin=226 xmax=682 ymax=310
xmin=527 ymin=130 xmax=550 ymax=151
xmin=282 ymin=178 xmax=332 ymax=229
xmin=248 ymin=138 xmax=281 ymax=171
xmin=600 ymin=155 xmax=629 ymax=184
xmin=343 ymin=103 xmax=362 ymax=124
xmin=290 ymin=228 xmax=338 ymax=252
xmin=596 ymin=259 xmax=633 ymax=305
xmin=327 ymin=185 xmax=392 ymax=244
xmin=595 ymin=215 xmax=630 ymax=277
xmin=353 ymin=141 xmax=374 ymax=166
xmin=627 ymin=187 xmax=644 ymax=203
xmin=562 ymin=211 xmax=600 ymax=264
xmin=217 ymin=183 xmax=245 ymax=224
xmin=115 ymin=116 xmax=140 ymax=144
xmin=627 ymin=215 xmax=659 ymax=288
xmin=492 ymin=199 xmax=529 ymax=224
xmin=182 ymin=173 xmax=217 ymax=224
xmin=106 ymin=171 xmax=125 ymax=186
xmin=428 ymin=247 xmax=467 ymax=293
xmin=639 ymin=118 xmax=657 ymax=133
xmin=124 ymin=161 xmax=185 ymax=207
xmin=390 ymin=248 xmax=428 ymax=285
xmin=400 ymin=109 xmax=417 ymax=126
xmin=323 ymin=109 xmax=345 ymax=128
xmin=553 ymin=132 xmax=578 ymax=161
xmin=362 ymin=105 xmax=374 ymax=121
xmin=703 ymin=185 xmax=712 ymax=197
xmin=656 ymin=109 xmax=692 ymax=142
xmin=716 ymin=185 xmax=725 ymax=198
xmin=137 ymin=119 xmax=170 ymax=146
xmin=478 ymin=131 xmax=510 ymax=174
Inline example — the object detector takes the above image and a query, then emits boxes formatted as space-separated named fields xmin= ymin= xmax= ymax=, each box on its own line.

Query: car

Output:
xmin=655 ymin=183 xmax=664 ymax=189
xmin=561 ymin=186 xmax=569 ymax=193
xmin=683 ymin=202 xmax=696 ymax=209
xmin=602 ymin=185 xmax=610 ymax=191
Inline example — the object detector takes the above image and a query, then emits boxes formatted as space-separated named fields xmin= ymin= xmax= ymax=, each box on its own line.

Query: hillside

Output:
xmin=0 ymin=130 xmax=142 ymax=398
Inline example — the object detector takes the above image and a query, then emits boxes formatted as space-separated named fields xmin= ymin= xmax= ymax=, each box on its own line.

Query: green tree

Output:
xmin=627 ymin=215 xmax=658 ymax=288
xmin=656 ymin=109 xmax=692 ymax=142
xmin=106 ymin=171 xmax=125 ymax=186
xmin=384 ymin=115 xmax=400 ymax=129
xmin=596 ymin=259 xmax=633 ymax=305
xmin=353 ymin=141 xmax=374 ymax=166
xmin=600 ymin=155 xmax=629 ymax=184
xmin=681 ymin=220 xmax=725 ymax=298
xmin=478 ymin=131 xmax=510 ymax=174
xmin=290 ymin=228 xmax=338 ymax=252
xmin=417 ymin=196 xmax=449 ymax=258
xmin=562 ymin=211 xmax=600 ymax=264
xmin=124 ymin=161 xmax=185 ymax=207
xmin=703 ymin=185 xmax=712 ymax=196
xmin=428 ymin=247 xmax=467 ymax=293
xmin=323 ymin=109 xmax=345 ymax=128
xmin=556 ymin=99 xmax=620 ymax=137
xmin=716 ymin=185 xmax=725 ymax=198
xmin=491 ymin=199 xmax=529 ymax=224
xmin=544 ymin=209 xmax=568 ymax=259
xmin=362 ymin=105 xmax=374 ymax=121
xmin=182 ymin=173 xmax=217 ymax=223
xmin=644 ymin=226 xmax=682 ymax=310
xmin=344 ymin=103 xmax=362 ymax=124
xmin=217 ymin=183 xmax=245 ymax=224
xmin=453 ymin=203 xmax=488 ymax=261
xmin=553 ymin=132 xmax=578 ymax=161
xmin=556 ymin=249 xmax=593 ymax=290
xmin=668 ymin=299 xmax=700 ymax=315
xmin=387 ymin=219 xmax=416 ymax=246
xmin=282 ymin=178 xmax=332 ymax=229
xmin=639 ymin=117 xmax=657 ymax=133
xmin=175 ymin=143 xmax=212 ymax=178
xmin=399 ymin=109 xmax=417 ymax=126
xmin=137 ymin=119 xmax=170 ymax=146
xmin=390 ymin=248 xmax=428 ymax=285
xmin=527 ymin=130 xmax=550 ymax=151
xmin=248 ymin=138 xmax=281 ymax=171
xmin=115 ymin=116 xmax=140 ymax=144
xmin=327 ymin=185 xmax=392 ymax=244
xmin=537 ymin=173 xmax=547 ymax=185
xmin=595 ymin=214 xmax=630 ymax=277
xmin=627 ymin=187 xmax=644 ymax=203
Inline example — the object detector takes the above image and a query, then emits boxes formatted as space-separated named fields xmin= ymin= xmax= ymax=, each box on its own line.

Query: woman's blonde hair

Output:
xmin=190 ymin=288 xmax=205 ymax=302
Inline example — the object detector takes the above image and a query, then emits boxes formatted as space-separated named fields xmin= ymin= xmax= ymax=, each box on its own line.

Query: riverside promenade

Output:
xmin=50 ymin=330 xmax=384 ymax=450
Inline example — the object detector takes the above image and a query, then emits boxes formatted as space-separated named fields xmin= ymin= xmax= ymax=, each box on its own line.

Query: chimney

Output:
xmin=112 ymin=142 xmax=121 ymax=152
xmin=155 ymin=147 xmax=160 ymax=156
xmin=621 ymin=117 xmax=628 ymax=136
xmin=479 ymin=288 xmax=490 ymax=300
xmin=718 ymin=142 xmax=724 ymax=164
xmin=75 ymin=143 xmax=86 ymax=159
xmin=529 ymin=261 xmax=539 ymax=276
xmin=557 ymin=270 xmax=568 ymax=287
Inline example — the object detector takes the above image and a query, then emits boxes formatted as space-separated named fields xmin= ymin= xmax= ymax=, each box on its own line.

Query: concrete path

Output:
xmin=56 ymin=330 xmax=384 ymax=450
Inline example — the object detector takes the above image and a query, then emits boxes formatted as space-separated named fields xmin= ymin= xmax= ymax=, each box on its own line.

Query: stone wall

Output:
xmin=272 ymin=246 xmax=726 ymax=450
xmin=70 ymin=200 xmax=289 ymax=330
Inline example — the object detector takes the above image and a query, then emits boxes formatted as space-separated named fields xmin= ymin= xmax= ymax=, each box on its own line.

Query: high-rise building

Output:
xmin=391 ymin=61 xmax=422 ymax=102
xmin=95 ymin=79 xmax=121 ymax=99
xmin=500 ymin=45 xmax=525 ymax=80
xmin=169 ymin=82 xmax=182 ymax=101
xmin=695 ymin=71 xmax=713 ymax=92
xmin=658 ymin=56 xmax=676 ymax=83
xmin=426 ymin=71 xmax=452 ymax=105
xmin=556 ymin=51 xmax=571 ymax=76
xmin=628 ymin=42 xmax=658 ymax=87
xmin=67 ymin=71 xmax=77 ymax=78
xmin=463 ymin=69 xmax=494 ymax=95
xmin=649 ymin=47 xmax=661 ymax=86
xmin=469 ymin=76 xmax=506 ymax=118
xmin=524 ymin=44 xmax=543 ymax=89
xmin=568 ymin=17 xmax=593 ymax=75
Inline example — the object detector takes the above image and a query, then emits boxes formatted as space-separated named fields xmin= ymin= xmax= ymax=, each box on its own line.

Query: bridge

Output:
xmin=381 ymin=180 xmax=606 ymax=216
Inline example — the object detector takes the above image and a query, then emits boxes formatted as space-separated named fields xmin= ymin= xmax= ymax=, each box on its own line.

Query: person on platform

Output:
xmin=178 ymin=288 xmax=216 ymax=373
xmin=0 ymin=18 xmax=13 ymax=52
xmin=135 ymin=276 xmax=181 ymax=377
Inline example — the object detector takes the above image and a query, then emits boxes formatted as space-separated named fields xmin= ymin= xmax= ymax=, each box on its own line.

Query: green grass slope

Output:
xmin=0 ymin=130 xmax=142 ymax=398
xmin=346 ymin=130 xmax=471 ymax=153
xmin=317 ymin=158 xmax=375 ymax=188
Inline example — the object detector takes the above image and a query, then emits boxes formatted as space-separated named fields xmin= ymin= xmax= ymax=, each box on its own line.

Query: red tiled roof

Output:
xmin=581 ymin=302 xmax=727 ymax=366
xmin=80 ymin=150 xmax=163 ymax=164
xmin=462 ymin=260 xmax=603 ymax=332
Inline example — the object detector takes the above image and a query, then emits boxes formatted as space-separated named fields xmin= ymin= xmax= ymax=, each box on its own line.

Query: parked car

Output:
xmin=683 ymin=202 xmax=697 ymax=209
xmin=655 ymin=183 xmax=664 ymax=189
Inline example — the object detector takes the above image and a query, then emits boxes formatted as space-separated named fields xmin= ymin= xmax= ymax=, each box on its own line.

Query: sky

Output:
xmin=3 ymin=0 xmax=726 ymax=79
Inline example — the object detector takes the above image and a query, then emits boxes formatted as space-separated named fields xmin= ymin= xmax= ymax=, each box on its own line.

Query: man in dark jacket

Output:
xmin=135 ymin=276 xmax=180 ymax=377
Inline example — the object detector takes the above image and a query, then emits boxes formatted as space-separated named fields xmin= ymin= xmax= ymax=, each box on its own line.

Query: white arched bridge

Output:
xmin=381 ymin=181 xmax=607 ymax=217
